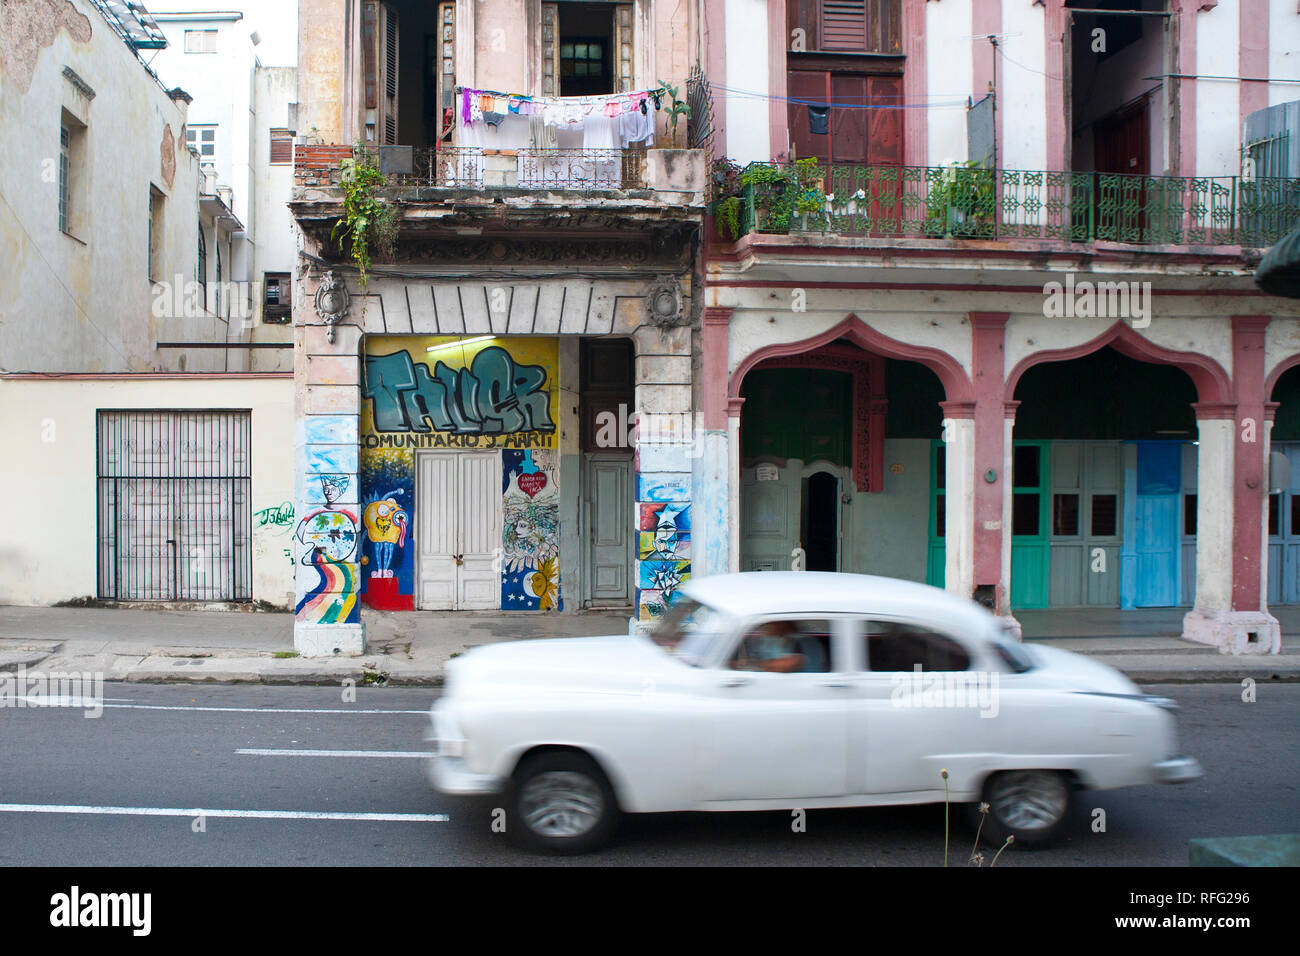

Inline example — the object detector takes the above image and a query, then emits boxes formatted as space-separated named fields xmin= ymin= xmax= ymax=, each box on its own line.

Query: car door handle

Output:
xmin=719 ymin=676 xmax=750 ymax=688
xmin=822 ymin=680 xmax=852 ymax=689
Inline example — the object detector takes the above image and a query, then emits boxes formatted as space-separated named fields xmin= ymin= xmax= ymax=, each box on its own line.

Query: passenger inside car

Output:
xmin=731 ymin=620 xmax=830 ymax=673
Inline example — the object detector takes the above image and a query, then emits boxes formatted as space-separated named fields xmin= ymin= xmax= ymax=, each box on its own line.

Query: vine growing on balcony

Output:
xmin=331 ymin=146 xmax=399 ymax=290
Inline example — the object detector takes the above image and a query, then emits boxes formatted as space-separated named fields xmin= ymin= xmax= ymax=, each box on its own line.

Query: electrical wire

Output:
xmin=708 ymin=81 xmax=970 ymax=110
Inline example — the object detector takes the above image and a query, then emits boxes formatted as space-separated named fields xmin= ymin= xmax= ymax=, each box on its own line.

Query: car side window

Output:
xmin=730 ymin=619 xmax=833 ymax=674
xmin=863 ymin=620 xmax=971 ymax=672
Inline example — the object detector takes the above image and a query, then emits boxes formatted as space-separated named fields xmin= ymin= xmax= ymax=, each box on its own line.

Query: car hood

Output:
xmin=1021 ymin=644 xmax=1143 ymax=695
xmin=446 ymin=633 xmax=684 ymax=696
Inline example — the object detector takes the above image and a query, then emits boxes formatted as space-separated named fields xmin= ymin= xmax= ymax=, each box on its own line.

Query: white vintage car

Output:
xmin=427 ymin=572 xmax=1202 ymax=853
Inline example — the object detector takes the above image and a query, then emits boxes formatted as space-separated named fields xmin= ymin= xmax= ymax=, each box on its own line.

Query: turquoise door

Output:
xmin=927 ymin=442 xmax=945 ymax=587
xmin=1132 ymin=442 xmax=1181 ymax=608
xmin=1010 ymin=442 xmax=1050 ymax=609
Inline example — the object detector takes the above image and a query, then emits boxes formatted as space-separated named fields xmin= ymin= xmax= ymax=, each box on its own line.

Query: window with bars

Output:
xmin=97 ymin=411 xmax=252 ymax=602
xmin=59 ymin=124 xmax=71 ymax=233
xmin=196 ymin=221 xmax=207 ymax=303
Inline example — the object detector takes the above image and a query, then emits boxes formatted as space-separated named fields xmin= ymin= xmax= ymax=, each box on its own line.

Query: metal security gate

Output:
xmin=97 ymin=411 xmax=252 ymax=601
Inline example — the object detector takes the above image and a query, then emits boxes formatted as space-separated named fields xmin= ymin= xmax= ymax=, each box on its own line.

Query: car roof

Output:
xmin=678 ymin=572 xmax=997 ymax=636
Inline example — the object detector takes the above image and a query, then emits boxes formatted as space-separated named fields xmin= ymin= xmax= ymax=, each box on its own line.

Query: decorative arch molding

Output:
xmin=1265 ymin=354 xmax=1300 ymax=400
xmin=728 ymin=314 xmax=973 ymax=404
xmin=1003 ymin=321 xmax=1231 ymax=405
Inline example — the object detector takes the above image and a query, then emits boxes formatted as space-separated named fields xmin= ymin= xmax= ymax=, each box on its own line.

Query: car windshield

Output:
xmin=649 ymin=598 xmax=732 ymax=666
xmin=990 ymin=634 xmax=1036 ymax=673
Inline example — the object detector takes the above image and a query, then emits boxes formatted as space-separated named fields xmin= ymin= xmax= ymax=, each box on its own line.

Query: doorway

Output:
xmin=801 ymin=471 xmax=840 ymax=571
xmin=415 ymin=450 xmax=502 ymax=609
xmin=583 ymin=452 xmax=633 ymax=606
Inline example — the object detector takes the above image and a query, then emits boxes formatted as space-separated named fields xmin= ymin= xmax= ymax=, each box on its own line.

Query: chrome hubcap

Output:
xmin=990 ymin=772 xmax=1068 ymax=832
xmin=520 ymin=771 xmax=603 ymax=838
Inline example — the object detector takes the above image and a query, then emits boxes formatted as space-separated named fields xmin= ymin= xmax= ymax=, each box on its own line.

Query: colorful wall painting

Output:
xmin=636 ymin=501 xmax=691 ymax=620
xmin=359 ymin=336 xmax=562 ymax=612
xmin=501 ymin=449 xmax=562 ymax=610
xmin=294 ymin=474 xmax=361 ymax=624
xmin=361 ymin=335 xmax=559 ymax=446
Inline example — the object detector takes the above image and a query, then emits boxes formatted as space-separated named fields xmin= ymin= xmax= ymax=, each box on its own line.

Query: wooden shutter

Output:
xmin=788 ymin=70 xmax=830 ymax=162
xmin=830 ymin=73 xmax=868 ymax=163
xmin=542 ymin=4 xmax=559 ymax=96
xmin=866 ymin=74 xmax=902 ymax=165
xmin=820 ymin=0 xmax=867 ymax=52
xmin=269 ymin=130 xmax=293 ymax=164
xmin=614 ymin=4 xmax=634 ymax=92
xmin=383 ymin=5 xmax=399 ymax=144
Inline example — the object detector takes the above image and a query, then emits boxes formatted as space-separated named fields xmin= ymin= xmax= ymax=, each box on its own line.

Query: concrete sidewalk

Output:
xmin=0 ymin=604 xmax=1297 ymax=686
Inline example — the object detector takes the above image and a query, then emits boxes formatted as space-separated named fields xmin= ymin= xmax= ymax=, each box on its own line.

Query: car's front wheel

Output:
xmin=980 ymin=770 xmax=1071 ymax=848
xmin=507 ymin=751 xmax=620 ymax=854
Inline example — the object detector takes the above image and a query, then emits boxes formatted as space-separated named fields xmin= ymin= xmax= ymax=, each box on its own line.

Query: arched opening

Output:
xmin=736 ymin=341 xmax=946 ymax=581
xmin=1010 ymin=346 xmax=1199 ymax=610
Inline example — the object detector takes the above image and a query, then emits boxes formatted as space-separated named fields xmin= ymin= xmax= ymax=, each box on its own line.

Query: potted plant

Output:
xmin=927 ymin=160 xmax=996 ymax=238
xmin=789 ymin=158 xmax=828 ymax=233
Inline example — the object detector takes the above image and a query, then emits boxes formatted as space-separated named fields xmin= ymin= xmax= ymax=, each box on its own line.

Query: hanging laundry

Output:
xmin=619 ymin=107 xmax=654 ymax=147
xmin=808 ymin=106 xmax=830 ymax=135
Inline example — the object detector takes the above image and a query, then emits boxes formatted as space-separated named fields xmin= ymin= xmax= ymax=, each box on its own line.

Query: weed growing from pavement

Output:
xmin=273 ymin=652 xmax=299 ymax=659
xmin=941 ymin=768 xmax=1014 ymax=867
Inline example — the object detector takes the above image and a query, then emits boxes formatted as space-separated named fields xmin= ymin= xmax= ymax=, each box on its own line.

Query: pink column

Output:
xmin=702 ymin=307 xmax=732 ymax=431
xmin=768 ymin=0 xmax=788 ymax=161
xmin=971 ymin=312 xmax=1009 ymax=612
xmin=903 ymin=0 xmax=928 ymax=168
xmin=1239 ymin=0 xmax=1269 ymax=127
xmin=1231 ymin=315 xmax=1270 ymax=614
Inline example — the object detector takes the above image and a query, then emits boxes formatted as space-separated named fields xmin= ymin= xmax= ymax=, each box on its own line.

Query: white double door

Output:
xmin=417 ymin=451 xmax=502 ymax=610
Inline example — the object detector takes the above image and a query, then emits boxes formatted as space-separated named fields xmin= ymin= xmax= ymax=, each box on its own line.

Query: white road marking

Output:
xmin=95 ymin=703 xmax=428 ymax=715
xmin=236 ymin=748 xmax=427 ymax=759
xmin=0 ymin=803 xmax=448 ymax=823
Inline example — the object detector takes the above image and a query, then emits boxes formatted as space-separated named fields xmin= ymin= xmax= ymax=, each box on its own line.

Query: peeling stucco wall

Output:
xmin=0 ymin=0 xmax=93 ymax=94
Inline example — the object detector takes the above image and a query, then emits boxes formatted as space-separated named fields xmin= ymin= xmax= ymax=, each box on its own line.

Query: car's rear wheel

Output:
xmin=507 ymin=751 xmax=620 ymax=854
xmin=980 ymin=770 xmax=1071 ymax=848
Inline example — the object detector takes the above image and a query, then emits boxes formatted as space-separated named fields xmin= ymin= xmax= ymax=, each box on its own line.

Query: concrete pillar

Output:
xmin=940 ymin=404 xmax=976 ymax=604
xmin=727 ymin=399 xmax=744 ymax=574
xmin=970 ymin=312 xmax=1012 ymax=621
xmin=696 ymin=307 xmax=733 ymax=577
xmin=631 ymin=324 xmax=695 ymax=629
xmin=1184 ymin=316 xmax=1281 ymax=654
xmin=292 ymin=270 xmax=365 ymax=656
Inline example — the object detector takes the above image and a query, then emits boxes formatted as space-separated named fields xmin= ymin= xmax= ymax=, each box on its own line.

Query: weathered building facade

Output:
xmin=289 ymin=0 xmax=708 ymax=653
xmin=702 ymin=0 xmax=1300 ymax=651
xmin=0 ymin=0 xmax=295 ymax=608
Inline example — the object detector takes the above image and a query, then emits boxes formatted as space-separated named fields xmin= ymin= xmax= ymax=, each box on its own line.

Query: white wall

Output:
xmin=0 ymin=376 xmax=295 ymax=607
xmin=1195 ymin=0 xmax=1240 ymax=177
xmin=998 ymin=2 xmax=1047 ymax=172
xmin=723 ymin=0 xmax=770 ymax=164
xmin=1268 ymin=1 xmax=1300 ymax=108
xmin=926 ymin=0 xmax=973 ymax=166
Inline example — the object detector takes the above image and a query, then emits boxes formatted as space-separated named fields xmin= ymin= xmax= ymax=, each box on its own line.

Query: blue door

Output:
xmin=1132 ymin=442 xmax=1181 ymax=608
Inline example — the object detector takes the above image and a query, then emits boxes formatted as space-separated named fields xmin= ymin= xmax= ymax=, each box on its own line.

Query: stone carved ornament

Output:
xmin=314 ymin=271 xmax=351 ymax=342
xmin=645 ymin=277 xmax=687 ymax=328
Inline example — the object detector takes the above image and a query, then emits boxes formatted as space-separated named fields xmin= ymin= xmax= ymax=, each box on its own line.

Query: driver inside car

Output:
xmin=732 ymin=620 xmax=828 ymax=673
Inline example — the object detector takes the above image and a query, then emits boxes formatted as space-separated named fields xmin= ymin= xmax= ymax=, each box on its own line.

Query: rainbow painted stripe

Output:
xmin=296 ymin=550 xmax=359 ymax=624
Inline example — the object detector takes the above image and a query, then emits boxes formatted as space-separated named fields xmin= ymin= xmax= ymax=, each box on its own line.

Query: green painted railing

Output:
xmin=734 ymin=163 xmax=1300 ymax=247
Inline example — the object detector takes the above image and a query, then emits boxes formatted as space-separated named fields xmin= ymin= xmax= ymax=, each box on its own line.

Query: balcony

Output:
xmin=718 ymin=162 xmax=1300 ymax=249
xmin=291 ymin=143 xmax=707 ymax=247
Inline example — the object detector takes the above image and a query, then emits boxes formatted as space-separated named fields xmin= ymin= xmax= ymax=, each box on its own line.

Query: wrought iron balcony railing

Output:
xmin=725 ymin=162 xmax=1300 ymax=248
xmin=371 ymin=146 xmax=647 ymax=191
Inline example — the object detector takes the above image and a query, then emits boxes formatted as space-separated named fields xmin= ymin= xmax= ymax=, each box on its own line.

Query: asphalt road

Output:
xmin=0 ymin=681 xmax=1295 ymax=866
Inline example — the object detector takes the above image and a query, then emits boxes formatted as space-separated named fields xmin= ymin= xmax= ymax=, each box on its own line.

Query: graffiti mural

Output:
xmin=295 ymin=475 xmax=360 ymax=624
xmin=637 ymin=501 xmax=691 ymax=620
xmin=364 ymin=345 xmax=556 ymax=435
xmin=501 ymin=448 xmax=561 ymax=610
xmin=358 ymin=449 xmax=416 ymax=611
